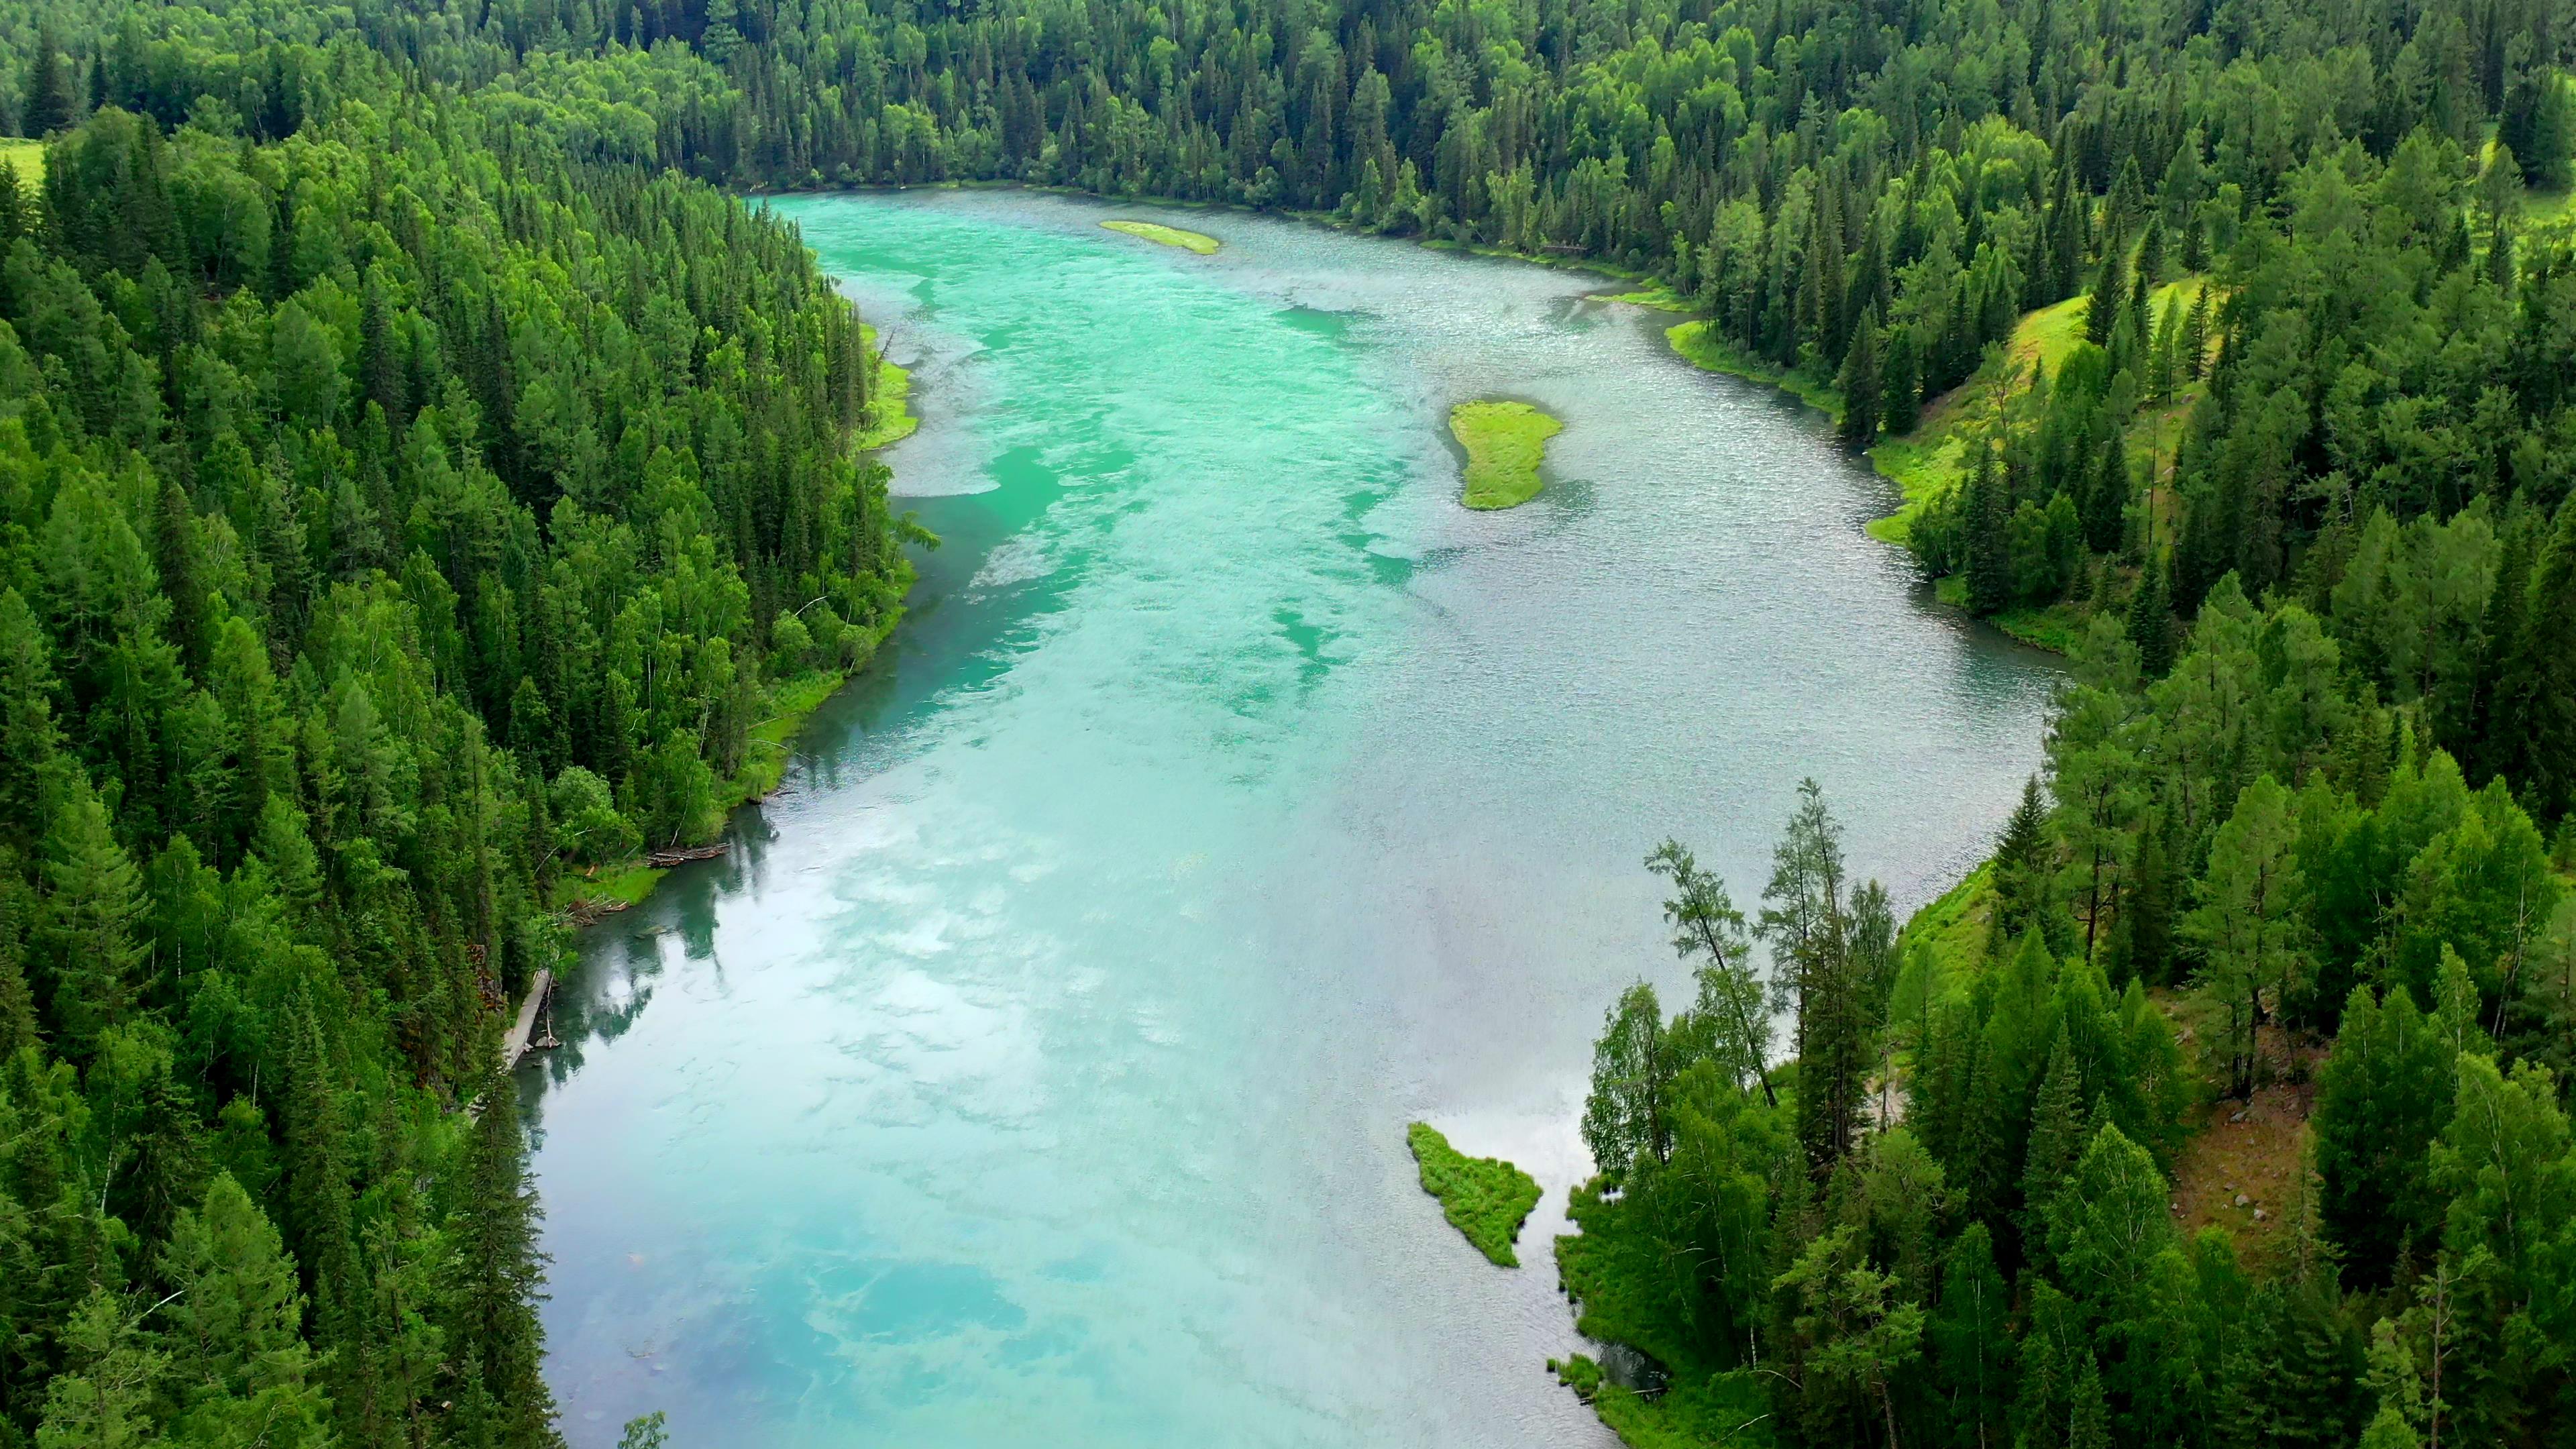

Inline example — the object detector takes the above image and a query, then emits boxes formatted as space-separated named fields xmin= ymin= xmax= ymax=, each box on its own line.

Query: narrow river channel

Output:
xmin=519 ymin=190 xmax=2059 ymax=1448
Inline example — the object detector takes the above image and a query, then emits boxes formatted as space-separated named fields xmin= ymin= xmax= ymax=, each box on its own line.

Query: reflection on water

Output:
xmin=522 ymin=190 xmax=2058 ymax=1448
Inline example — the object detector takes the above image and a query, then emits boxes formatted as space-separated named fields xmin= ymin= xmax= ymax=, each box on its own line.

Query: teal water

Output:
xmin=521 ymin=191 xmax=2057 ymax=1448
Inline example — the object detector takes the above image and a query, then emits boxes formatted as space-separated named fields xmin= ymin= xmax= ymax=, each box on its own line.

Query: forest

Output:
xmin=0 ymin=7 xmax=910 ymax=1448
xmin=0 ymin=0 xmax=2569 ymax=1440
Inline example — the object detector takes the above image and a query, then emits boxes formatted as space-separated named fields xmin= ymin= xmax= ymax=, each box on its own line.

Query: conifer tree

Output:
xmin=1838 ymin=307 xmax=1884 ymax=446
xmin=38 ymin=789 xmax=146 ymax=1059
xmin=445 ymin=1071 xmax=566 ymax=1449
xmin=1991 ymin=776 xmax=2053 ymax=943
xmin=2125 ymin=559 xmax=2176 ymax=678
xmin=1881 ymin=322 xmax=1921 ymax=436
xmin=2019 ymin=1027 xmax=2086 ymax=1239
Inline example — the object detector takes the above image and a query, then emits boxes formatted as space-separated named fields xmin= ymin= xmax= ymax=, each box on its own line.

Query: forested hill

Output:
xmin=0 ymin=16 xmax=910 ymax=1449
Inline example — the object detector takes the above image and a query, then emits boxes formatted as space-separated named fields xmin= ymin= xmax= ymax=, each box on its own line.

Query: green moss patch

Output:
xmin=1449 ymin=399 xmax=1564 ymax=509
xmin=1101 ymin=219 xmax=1220 ymax=254
xmin=1406 ymin=1122 xmax=1542 ymax=1266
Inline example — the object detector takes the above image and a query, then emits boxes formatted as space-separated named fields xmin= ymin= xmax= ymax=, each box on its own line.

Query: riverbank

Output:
xmin=552 ymin=313 xmax=922 ymax=925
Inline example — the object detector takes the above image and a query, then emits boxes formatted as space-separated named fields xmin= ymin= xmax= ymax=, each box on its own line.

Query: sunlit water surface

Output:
xmin=521 ymin=191 xmax=2057 ymax=1448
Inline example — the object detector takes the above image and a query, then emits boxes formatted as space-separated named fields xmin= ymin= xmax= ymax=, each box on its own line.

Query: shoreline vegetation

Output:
xmin=1406 ymin=1123 xmax=1544 ymax=1267
xmin=1450 ymin=399 xmax=1564 ymax=509
xmin=556 ymin=337 xmax=922 ymax=922
xmin=1102 ymin=218 xmax=1222 ymax=253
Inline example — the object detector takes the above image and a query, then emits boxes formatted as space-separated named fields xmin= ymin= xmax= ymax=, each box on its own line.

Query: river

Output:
xmin=519 ymin=190 xmax=2058 ymax=1448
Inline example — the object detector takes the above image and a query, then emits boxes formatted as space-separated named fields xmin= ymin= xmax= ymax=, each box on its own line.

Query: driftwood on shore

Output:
xmin=646 ymin=842 xmax=730 ymax=867
xmin=500 ymin=968 xmax=555 ymax=1072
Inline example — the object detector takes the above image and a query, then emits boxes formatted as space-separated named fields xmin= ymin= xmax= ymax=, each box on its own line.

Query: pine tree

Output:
xmin=0 ymin=588 xmax=65 ymax=830
xmin=2117 ymin=810 xmax=2176 ymax=983
xmin=22 ymin=25 xmax=80 ymax=136
xmin=2082 ymin=435 xmax=2127 ymax=554
xmin=2182 ymin=286 xmax=2211 ymax=380
xmin=2085 ymin=244 xmax=2128 ymax=347
xmin=1966 ymin=444 xmax=2012 ymax=616
xmin=2020 ymin=1027 xmax=2086 ymax=1244
xmin=1991 ymin=775 xmax=2052 ymax=942
xmin=38 ymin=788 xmax=147 ymax=1058
xmin=1839 ymin=307 xmax=1884 ymax=446
xmin=2125 ymin=558 xmax=2176 ymax=678
xmin=1881 ymin=322 xmax=1921 ymax=436
xmin=446 ymin=1070 xmax=566 ymax=1449
xmin=2489 ymin=498 xmax=2576 ymax=818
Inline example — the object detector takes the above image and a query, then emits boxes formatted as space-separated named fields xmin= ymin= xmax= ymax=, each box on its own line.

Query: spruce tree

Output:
xmin=1839 ymin=307 xmax=1884 ymax=446
xmin=2019 ymin=1027 xmax=2086 ymax=1244
xmin=1966 ymin=444 xmax=2012 ymax=616
xmin=2182 ymin=286 xmax=2212 ymax=379
xmin=447 ymin=1070 xmax=566 ymax=1449
xmin=1882 ymin=322 xmax=1921 ymax=436
xmin=2490 ymin=498 xmax=2576 ymax=818
xmin=2083 ymin=435 xmax=2127 ymax=554
xmin=1991 ymin=775 xmax=2052 ymax=941
xmin=2125 ymin=558 xmax=2176 ymax=678
xmin=2085 ymin=244 xmax=2128 ymax=347
xmin=21 ymin=25 xmax=79 ymax=136
xmin=38 ymin=789 xmax=147 ymax=1059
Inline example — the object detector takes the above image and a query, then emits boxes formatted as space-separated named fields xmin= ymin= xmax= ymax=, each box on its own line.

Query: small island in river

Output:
xmin=1407 ymin=1122 xmax=1543 ymax=1267
xmin=1449 ymin=398 xmax=1564 ymax=509
xmin=1102 ymin=219 xmax=1221 ymax=254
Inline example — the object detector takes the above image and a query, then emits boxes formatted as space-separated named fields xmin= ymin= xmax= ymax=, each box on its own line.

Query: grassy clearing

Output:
xmin=855 ymin=323 xmax=917 ymax=449
xmin=1450 ymin=399 xmax=1564 ymax=509
xmin=1407 ymin=1122 xmax=1543 ymax=1267
xmin=1101 ymin=218 xmax=1220 ymax=254
xmin=0 ymin=138 xmax=42 ymax=186
xmin=1864 ymin=276 xmax=2208 ymax=583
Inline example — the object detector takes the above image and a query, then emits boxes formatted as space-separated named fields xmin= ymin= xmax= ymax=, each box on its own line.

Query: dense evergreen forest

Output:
xmin=0 ymin=7 xmax=910 ymax=1448
xmin=0 ymin=0 xmax=2569 ymax=1441
xmin=1560 ymin=584 xmax=2576 ymax=1447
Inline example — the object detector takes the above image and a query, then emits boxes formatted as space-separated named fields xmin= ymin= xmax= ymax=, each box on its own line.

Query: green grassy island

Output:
xmin=1102 ymin=219 xmax=1221 ymax=254
xmin=1406 ymin=1123 xmax=1544 ymax=1267
xmin=1449 ymin=399 xmax=1564 ymax=509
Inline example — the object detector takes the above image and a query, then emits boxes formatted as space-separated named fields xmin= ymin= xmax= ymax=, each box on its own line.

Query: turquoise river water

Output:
xmin=518 ymin=190 xmax=2059 ymax=1448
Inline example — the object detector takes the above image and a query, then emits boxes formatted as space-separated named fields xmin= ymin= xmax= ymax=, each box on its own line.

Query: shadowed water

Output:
xmin=521 ymin=191 xmax=2058 ymax=1448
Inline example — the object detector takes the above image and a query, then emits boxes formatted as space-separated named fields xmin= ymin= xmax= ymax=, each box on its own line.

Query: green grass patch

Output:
xmin=855 ymin=323 xmax=916 ymax=449
xmin=1664 ymin=321 xmax=1841 ymax=420
xmin=1898 ymin=862 xmax=1995 ymax=979
xmin=1450 ymin=399 xmax=1564 ymax=510
xmin=0 ymin=138 xmax=42 ymax=187
xmin=554 ymin=863 xmax=665 ymax=913
xmin=1406 ymin=1122 xmax=1542 ymax=1266
xmin=1101 ymin=219 xmax=1220 ymax=254
xmin=1603 ymin=284 xmax=1693 ymax=311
